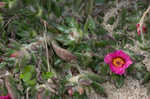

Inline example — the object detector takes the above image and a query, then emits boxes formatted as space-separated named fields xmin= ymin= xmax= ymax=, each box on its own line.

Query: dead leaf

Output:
xmin=79 ymin=78 xmax=92 ymax=86
xmin=52 ymin=41 xmax=77 ymax=62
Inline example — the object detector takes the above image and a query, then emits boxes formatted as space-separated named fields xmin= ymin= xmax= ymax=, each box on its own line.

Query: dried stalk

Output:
xmin=138 ymin=5 xmax=150 ymax=44
xmin=139 ymin=5 xmax=150 ymax=26
xmin=26 ymin=87 xmax=30 ymax=99
xmin=43 ymin=20 xmax=51 ymax=72
xmin=102 ymin=0 xmax=129 ymax=37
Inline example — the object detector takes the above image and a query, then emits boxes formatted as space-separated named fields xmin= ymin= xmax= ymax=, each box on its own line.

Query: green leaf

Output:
xmin=42 ymin=72 xmax=54 ymax=80
xmin=67 ymin=18 xmax=79 ymax=28
xmin=140 ymin=45 xmax=150 ymax=51
xmin=73 ymin=0 xmax=83 ymax=12
xmin=107 ymin=16 xmax=115 ymax=25
xmin=127 ymin=65 xmax=135 ymax=75
xmin=20 ymin=65 xmax=36 ymax=86
xmin=91 ymin=81 xmax=107 ymax=97
xmin=120 ymin=8 xmax=128 ymax=27
xmin=86 ymin=0 xmax=94 ymax=15
xmin=73 ymin=92 xmax=88 ymax=99
xmin=133 ymin=64 xmax=147 ymax=80
xmin=24 ymin=65 xmax=35 ymax=72
xmin=5 ymin=76 xmax=21 ymax=99
xmin=56 ymin=25 xmax=70 ymax=33
xmin=133 ymin=54 xmax=145 ymax=62
xmin=99 ymin=65 xmax=110 ymax=75
xmin=0 ymin=62 xmax=7 ymax=69
xmin=128 ymin=23 xmax=136 ymax=31
xmin=41 ymin=0 xmax=51 ymax=13
xmin=85 ymin=73 xmax=106 ymax=83
xmin=111 ymin=74 xmax=124 ymax=88
xmin=51 ymin=1 xmax=62 ymax=17
xmin=95 ymin=0 xmax=109 ymax=4
xmin=142 ymin=72 xmax=150 ymax=84
xmin=26 ymin=79 xmax=36 ymax=86
xmin=21 ymin=72 xmax=32 ymax=82
xmin=95 ymin=26 xmax=107 ymax=35
xmin=0 ymin=81 xmax=7 ymax=95
xmin=94 ymin=40 xmax=111 ymax=48
xmin=84 ymin=15 xmax=96 ymax=32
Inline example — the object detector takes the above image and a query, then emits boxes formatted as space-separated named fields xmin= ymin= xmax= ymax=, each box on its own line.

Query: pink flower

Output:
xmin=104 ymin=50 xmax=132 ymax=75
xmin=136 ymin=23 xmax=140 ymax=28
xmin=68 ymin=88 xmax=74 ymax=96
xmin=136 ymin=23 xmax=146 ymax=36
xmin=10 ymin=51 xmax=20 ymax=58
xmin=0 ymin=2 xmax=5 ymax=8
xmin=0 ymin=94 xmax=11 ymax=99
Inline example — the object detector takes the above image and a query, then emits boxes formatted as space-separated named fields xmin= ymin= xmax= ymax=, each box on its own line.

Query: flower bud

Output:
xmin=68 ymin=88 xmax=74 ymax=96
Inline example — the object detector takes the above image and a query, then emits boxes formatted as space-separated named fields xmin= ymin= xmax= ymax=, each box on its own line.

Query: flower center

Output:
xmin=112 ymin=57 xmax=125 ymax=67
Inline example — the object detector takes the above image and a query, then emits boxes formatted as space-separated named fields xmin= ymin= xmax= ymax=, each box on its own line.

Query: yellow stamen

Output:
xmin=112 ymin=57 xmax=125 ymax=67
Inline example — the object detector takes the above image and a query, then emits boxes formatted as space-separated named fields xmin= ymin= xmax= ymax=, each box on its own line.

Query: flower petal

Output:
xmin=0 ymin=94 xmax=11 ymax=99
xmin=115 ymin=50 xmax=133 ymax=68
xmin=104 ymin=52 xmax=116 ymax=64
xmin=123 ymin=60 xmax=133 ymax=68
xmin=110 ymin=64 xmax=125 ymax=75
xmin=115 ymin=50 xmax=132 ymax=62
xmin=104 ymin=50 xmax=132 ymax=75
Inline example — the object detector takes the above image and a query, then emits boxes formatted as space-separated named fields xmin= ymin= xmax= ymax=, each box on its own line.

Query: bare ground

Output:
xmin=88 ymin=77 xmax=150 ymax=99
